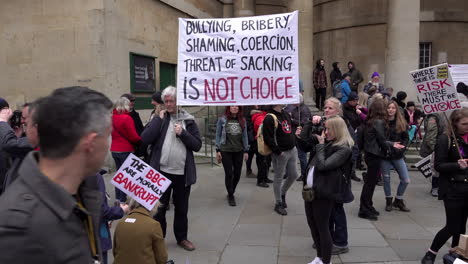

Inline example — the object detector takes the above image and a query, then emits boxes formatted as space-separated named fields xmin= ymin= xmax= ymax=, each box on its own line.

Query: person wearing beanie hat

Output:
xmin=363 ymin=72 xmax=385 ymax=94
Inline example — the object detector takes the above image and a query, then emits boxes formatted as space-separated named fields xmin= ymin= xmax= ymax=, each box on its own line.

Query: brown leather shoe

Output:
xmin=178 ymin=239 xmax=196 ymax=251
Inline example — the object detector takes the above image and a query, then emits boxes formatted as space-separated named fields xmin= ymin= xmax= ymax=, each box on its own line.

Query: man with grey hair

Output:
xmin=142 ymin=86 xmax=202 ymax=251
xmin=0 ymin=86 xmax=113 ymax=263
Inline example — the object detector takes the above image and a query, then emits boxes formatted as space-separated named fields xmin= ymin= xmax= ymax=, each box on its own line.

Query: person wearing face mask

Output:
xmin=297 ymin=97 xmax=355 ymax=255
xmin=421 ymin=108 xmax=468 ymax=264
xmin=363 ymin=72 xmax=385 ymax=94
xmin=382 ymin=101 xmax=411 ymax=212
xmin=302 ymin=116 xmax=353 ymax=264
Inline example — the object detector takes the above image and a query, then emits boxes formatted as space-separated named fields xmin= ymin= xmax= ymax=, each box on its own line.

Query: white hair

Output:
xmin=161 ymin=86 xmax=177 ymax=103
xmin=114 ymin=97 xmax=130 ymax=113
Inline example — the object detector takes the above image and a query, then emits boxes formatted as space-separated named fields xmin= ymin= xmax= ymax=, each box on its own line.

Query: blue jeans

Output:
xmin=297 ymin=146 xmax=308 ymax=177
xmin=112 ymin=152 xmax=131 ymax=202
xmin=381 ymin=158 xmax=410 ymax=198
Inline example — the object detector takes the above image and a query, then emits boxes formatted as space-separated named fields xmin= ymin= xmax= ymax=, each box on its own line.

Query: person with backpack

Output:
xmin=421 ymin=108 xmax=468 ymax=264
xmin=215 ymin=106 xmax=249 ymax=206
xmin=262 ymin=104 xmax=297 ymax=215
xmin=314 ymin=59 xmax=328 ymax=111
xmin=330 ymin=62 xmax=342 ymax=88
xmin=382 ymin=101 xmax=411 ymax=212
xmin=419 ymin=113 xmax=445 ymax=197
xmin=251 ymin=105 xmax=274 ymax=188
xmin=339 ymin=73 xmax=352 ymax=103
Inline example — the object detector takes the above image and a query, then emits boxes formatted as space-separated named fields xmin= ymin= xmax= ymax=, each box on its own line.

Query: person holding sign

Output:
xmin=0 ymin=86 xmax=113 ymax=263
xmin=421 ymin=108 xmax=468 ymax=264
xmin=215 ymin=106 xmax=249 ymax=207
xmin=141 ymin=86 xmax=202 ymax=252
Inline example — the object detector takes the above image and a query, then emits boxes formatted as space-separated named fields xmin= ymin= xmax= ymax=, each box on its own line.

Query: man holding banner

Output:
xmin=141 ymin=86 xmax=202 ymax=252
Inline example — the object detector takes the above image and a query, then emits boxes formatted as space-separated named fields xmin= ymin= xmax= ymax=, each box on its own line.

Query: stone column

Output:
xmin=385 ymin=0 xmax=420 ymax=100
xmin=233 ymin=0 xmax=255 ymax=17
xmin=288 ymin=0 xmax=314 ymax=103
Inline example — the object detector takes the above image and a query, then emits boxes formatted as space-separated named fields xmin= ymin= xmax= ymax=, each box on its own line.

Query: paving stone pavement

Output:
xmin=105 ymin=159 xmax=466 ymax=264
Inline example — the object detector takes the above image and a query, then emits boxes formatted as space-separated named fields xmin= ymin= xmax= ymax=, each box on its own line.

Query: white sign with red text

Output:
xmin=177 ymin=11 xmax=299 ymax=106
xmin=111 ymin=154 xmax=171 ymax=211
xmin=410 ymin=63 xmax=461 ymax=114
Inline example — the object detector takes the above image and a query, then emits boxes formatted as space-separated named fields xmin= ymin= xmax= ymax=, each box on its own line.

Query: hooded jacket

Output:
xmin=330 ymin=62 xmax=342 ymax=86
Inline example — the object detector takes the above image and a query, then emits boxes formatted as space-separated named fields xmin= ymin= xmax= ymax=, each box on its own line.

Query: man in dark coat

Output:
xmin=330 ymin=62 xmax=342 ymax=87
xmin=141 ymin=86 xmax=202 ymax=252
xmin=347 ymin=61 xmax=364 ymax=92
xmin=0 ymin=86 xmax=113 ymax=263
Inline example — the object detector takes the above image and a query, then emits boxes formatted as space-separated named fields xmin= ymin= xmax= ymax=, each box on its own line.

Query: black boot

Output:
xmin=281 ymin=195 xmax=287 ymax=208
xmin=421 ymin=251 xmax=436 ymax=264
xmin=393 ymin=198 xmax=410 ymax=212
xmin=385 ymin=197 xmax=393 ymax=212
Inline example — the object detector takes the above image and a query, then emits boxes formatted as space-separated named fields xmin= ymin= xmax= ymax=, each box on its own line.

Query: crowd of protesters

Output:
xmin=0 ymin=73 xmax=467 ymax=264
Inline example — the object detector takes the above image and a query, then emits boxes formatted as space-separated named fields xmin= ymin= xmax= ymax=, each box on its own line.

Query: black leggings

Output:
xmin=360 ymin=153 xmax=381 ymax=213
xmin=221 ymin=151 xmax=244 ymax=196
xmin=430 ymin=185 xmax=468 ymax=252
xmin=305 ymin=199 xmax=335 ymax=264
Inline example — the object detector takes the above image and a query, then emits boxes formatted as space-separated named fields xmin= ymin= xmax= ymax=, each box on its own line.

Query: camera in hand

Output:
xmin=9 ymin=110 xmax=22 ymax=128
xmin=310 ymin=117 xmax=326 ymax=135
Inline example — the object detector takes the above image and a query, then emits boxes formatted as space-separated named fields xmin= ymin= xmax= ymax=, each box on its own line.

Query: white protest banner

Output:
xmin=410 ymin=63 xmax=461 ymax=114
xmin=449 ymin=64 xmax=468 ymax=87
xmin=177 ymin=11 xmax=299 ymax=106
xmin=111 ymin=153 xmax=171 ymax=211
xmin=414 ymin=155 xmax=432 ymax=178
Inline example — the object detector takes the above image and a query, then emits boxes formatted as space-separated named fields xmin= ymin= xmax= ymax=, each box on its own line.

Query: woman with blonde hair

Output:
xmin=113 ymin=199 xmax=169 ymax=264
xmin=303 ymin=116 xmax=353 ymax=264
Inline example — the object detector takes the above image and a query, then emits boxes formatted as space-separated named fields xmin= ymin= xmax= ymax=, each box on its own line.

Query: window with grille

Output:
xmin=419 ymin=42 xmax=432 ymax=69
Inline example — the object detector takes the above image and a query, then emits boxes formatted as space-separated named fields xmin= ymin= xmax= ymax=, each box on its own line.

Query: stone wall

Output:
xmin=0 ymin=0 xmax=224 ymax=109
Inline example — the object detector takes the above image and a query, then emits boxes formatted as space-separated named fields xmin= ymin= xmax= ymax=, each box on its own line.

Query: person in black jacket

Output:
xmin=141 ymin=86 xmax=202 ymax=251
xmin=263 ymin=104 xmax=297 ymax=216
xmin=330 ymin=62 xmax=342 ymax=87
xmin=421 ymin=108 xmax=468 ymax=264
xmin=121 ymin=93 xmax=144 ymax=135
xmin=358 ymin=99 xmax=405 ymax=221
xmin=303 ymin=116 xmax=353 ymax=264
xmin=297 ymin=97 xmax=355 ymax=255
xmin=382 ymin=101 xmax=410 ymax=212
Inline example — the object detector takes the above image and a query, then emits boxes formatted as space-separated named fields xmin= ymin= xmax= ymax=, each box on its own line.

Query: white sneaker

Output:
xmin=308 ymin=257 xmax=323 ymax=264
